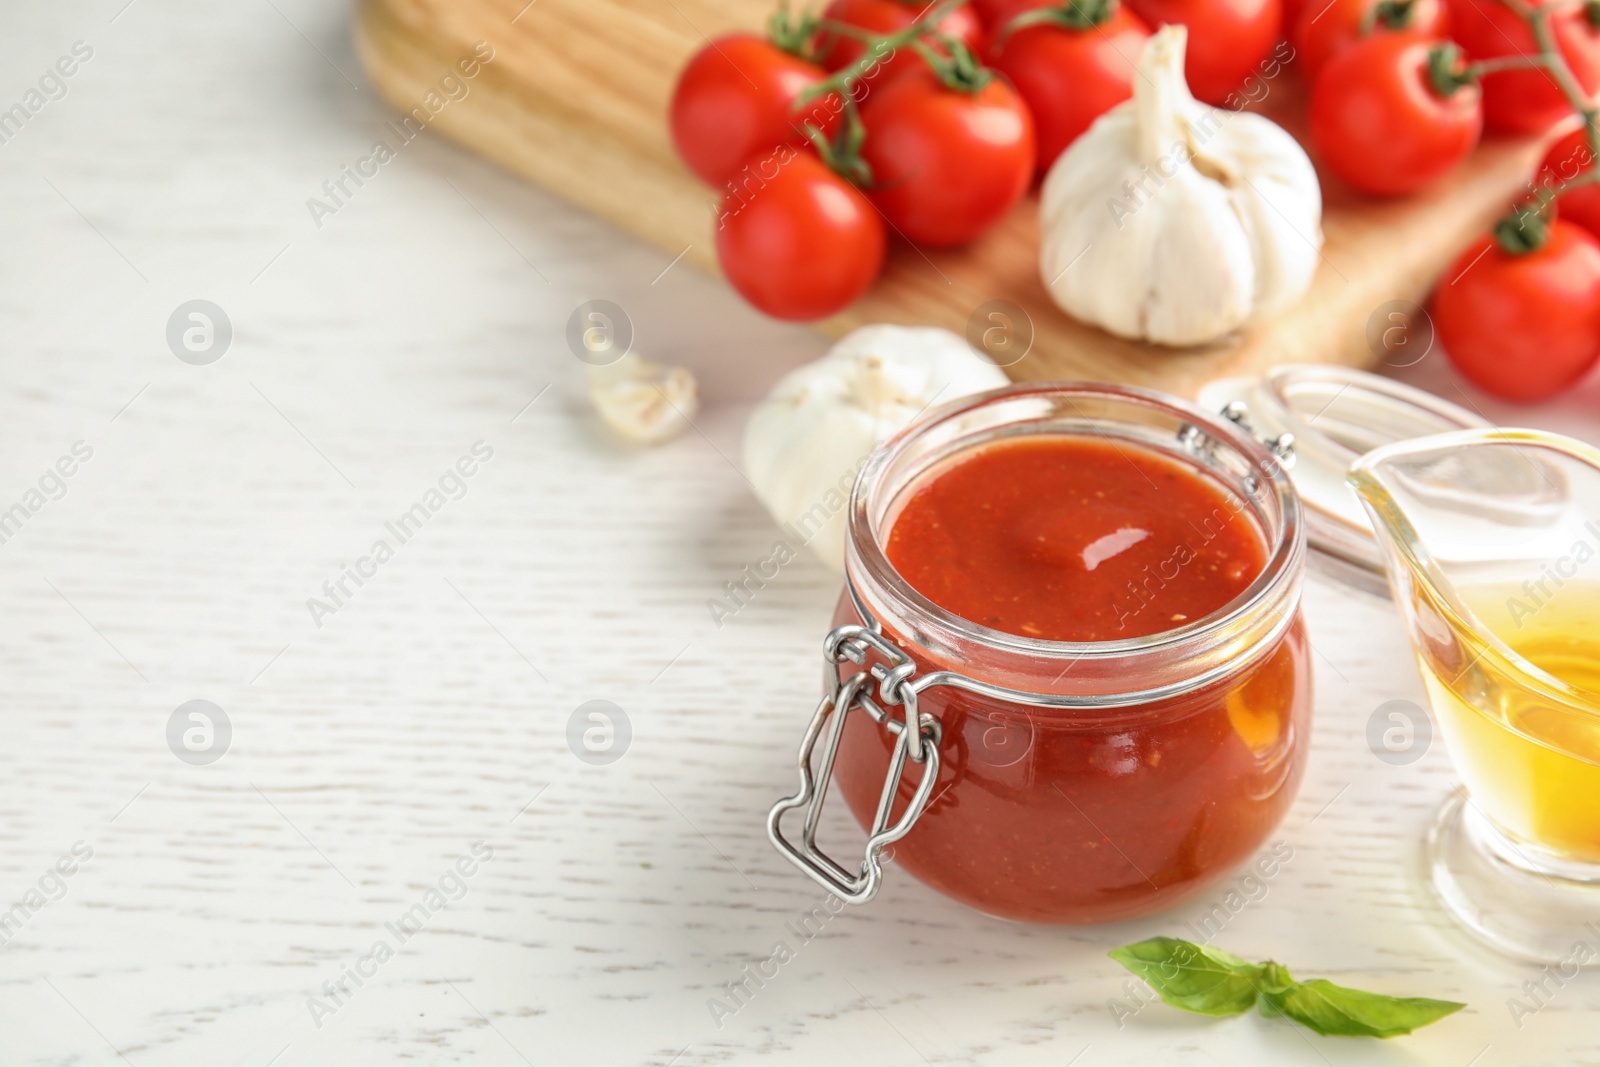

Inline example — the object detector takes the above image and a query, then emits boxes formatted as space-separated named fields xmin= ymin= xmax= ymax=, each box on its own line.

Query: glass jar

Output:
xmin=768 ymin=383 xmax=1313 ymax=923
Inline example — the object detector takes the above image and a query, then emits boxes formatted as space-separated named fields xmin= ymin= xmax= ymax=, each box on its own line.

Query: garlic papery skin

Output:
xmin=743 ymin=324 xmax=1009 ymax=572
xmin=1039 ymin=25 xmax=1322 ymax=347
xmin=587 ymin=354 xmax=698 ymax=445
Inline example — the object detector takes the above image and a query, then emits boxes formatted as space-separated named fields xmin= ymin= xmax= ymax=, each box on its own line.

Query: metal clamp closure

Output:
xmin=1221 ymin=400 xmax=1297 ymax=468
xmin=766 ymin=624 xmax=943 ymax=904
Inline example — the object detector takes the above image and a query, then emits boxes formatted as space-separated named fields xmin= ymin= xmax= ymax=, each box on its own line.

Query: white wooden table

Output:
xmin=3 ymin=2 xmax=1600 ymax=1064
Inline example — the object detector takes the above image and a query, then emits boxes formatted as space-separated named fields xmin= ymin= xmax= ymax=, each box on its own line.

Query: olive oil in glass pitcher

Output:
xmin=1350 ymin=428 xmax=1600 ymax=963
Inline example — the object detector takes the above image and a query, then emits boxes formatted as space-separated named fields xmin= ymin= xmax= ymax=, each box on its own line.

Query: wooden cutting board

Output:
xmin=355 ymin=0 xmax=1542 ymax=397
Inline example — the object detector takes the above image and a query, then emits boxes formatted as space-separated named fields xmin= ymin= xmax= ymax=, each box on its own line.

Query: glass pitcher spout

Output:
xmin=1348 ymin=427 xmax=1600 ymax=962
xmin=1348 ymin=427 xmax=1597 ymax=701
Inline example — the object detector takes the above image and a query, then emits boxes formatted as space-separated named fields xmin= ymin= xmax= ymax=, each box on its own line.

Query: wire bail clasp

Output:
xmin=765 ymin=624 xmax=943 ymax=904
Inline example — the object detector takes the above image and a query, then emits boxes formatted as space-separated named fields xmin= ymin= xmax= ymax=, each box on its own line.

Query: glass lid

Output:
xmin=1196 ymin=364 xmax=1489 ymax=595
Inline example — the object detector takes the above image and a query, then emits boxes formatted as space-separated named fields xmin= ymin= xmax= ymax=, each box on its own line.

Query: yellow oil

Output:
xmin=1419 ymin=583 xmax=1600 ymax=863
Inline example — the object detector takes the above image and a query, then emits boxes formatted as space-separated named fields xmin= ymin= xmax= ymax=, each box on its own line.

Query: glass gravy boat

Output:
xmin=1349 ymin=428 xmax=1600 ymax=963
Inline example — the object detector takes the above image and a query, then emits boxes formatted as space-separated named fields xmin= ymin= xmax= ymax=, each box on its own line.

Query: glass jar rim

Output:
xmin=844 ymin=381 xmax=1306 ymax=680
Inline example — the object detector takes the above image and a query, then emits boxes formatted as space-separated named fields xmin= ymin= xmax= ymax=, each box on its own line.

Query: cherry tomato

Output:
xmin=1445 ymin=0 xmax=1600 ymax=135
xmin=1432 ymin=220 xmax=1600 ymax=402
xmin=816 ymin=0 xmax=986 ymax=86
xmin=715 ymin=148 xmax=886 ymax=321
xmin=1280 ymin=0 xmax=1314 ymax=32
xmin=988 ymin=2 xmax=1151 ymax=175
xmin=1291 ymin=0 xmax=1448 ymax=82
xmin=1122 ymin=0 xmax=1282 ymax=104
xmin=971 ymin=0 xmax=1029 ymax=28
xmin=1538 ymin=125 xmax=1600 ymax=241
xmin=973 ymin=0 xmax=1051 ymax=27
xmin=670 ymin=35 xmax=843 ymax=187
xmin=1310 ymin=33 xmax=1481 ymax=197
xmin=859 ymin=69 xmax=1036 ymax=247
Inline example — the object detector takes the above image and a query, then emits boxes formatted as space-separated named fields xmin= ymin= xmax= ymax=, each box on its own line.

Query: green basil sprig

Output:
xmin=1108 ymin=937 xmax=1465 ymax=1038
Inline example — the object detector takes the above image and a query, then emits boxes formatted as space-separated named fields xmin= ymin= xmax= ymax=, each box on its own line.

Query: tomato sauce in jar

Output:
xmin=884 ymin=435 xmax=1268 ymax=642
xmin=775 ymin=384 xmax=1312 ymax=924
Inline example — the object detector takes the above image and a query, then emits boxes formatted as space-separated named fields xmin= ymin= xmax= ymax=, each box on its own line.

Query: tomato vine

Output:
xmin=790 ymin=0 xmax=977 ymax=183
xmin=994 ymin=0 xmax=1120 ymax=46
xmin=1480 ymin=0 xmax=1600 ymax=251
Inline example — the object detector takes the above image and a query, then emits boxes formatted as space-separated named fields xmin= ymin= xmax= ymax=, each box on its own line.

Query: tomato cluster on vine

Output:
xmin=1378 ymin=0 xmax=1600 ymax=403
xmin=672 ymin=2 xmax=1031 ymax=320
xmin=669 ymin=0 xmax=1600 ymax=404
xmin=674 ymin=0 xmax=1316 ymax=320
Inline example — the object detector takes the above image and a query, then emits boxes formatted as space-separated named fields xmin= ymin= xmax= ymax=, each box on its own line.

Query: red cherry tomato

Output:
xmin=859 ymin=69 xmax=1036 ymax=247
xmin=1310 ymin=34 xmax=1481 ymax=197
xmin=1292 ymin=0 xmax=1448 ymax=82
xmin=1432 ymin=220 xmax=1600 ymax=402
xmin=816 ymin=0 xmax=986 ymax=85
xmin=973 ymin=0 xmax=1051 ymax=27
xmin=1280 ymin=0 xmax=1314 ymax=32
xmin=1122 ymin=0 xmax=1282 ymax=104
xmin=1538 ymin=125 xmax=1600 ymax=241
xmin=988 ymin=2 xmax=1151 ymax=175
xmin=715 ymin=148 xmax=886 ymax=321
xmin=1445 ymin=0 xmax=1600 ymax=135
xmin=971 ymin=0 xmax=1028 ymax=28
xmin=670 ymin=35 xmax=842 ymax=187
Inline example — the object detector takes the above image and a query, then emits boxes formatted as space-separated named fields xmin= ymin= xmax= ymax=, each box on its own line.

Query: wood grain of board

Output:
xmin=354 ymin=0 xmax=1544 ymax=396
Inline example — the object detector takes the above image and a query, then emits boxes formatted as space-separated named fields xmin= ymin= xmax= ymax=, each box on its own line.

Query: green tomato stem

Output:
xmin=1429 ymin=43 xmax=1477 ymax=97
xmin=1461 ymin=52 xmax=1549 ymax=78
xmin=912 ymin=34 xmax=994 ymax=92
xmin=994 ymin=0 xmax=1117 ymax=51
xmin=1363 ymin=0 xmax=1417 ymax=34
xmin=799 ymin=0 xmax=971 ymax=105
xmin=767 ymin=1 xmax=822 ymax=60
xmin=1495 ymin=205 xmax=1551 ymax=255
xmin=804 ymin=94 xmax=876 ymax=187
xmin=791 ymin=0 xmax=978 ymax=185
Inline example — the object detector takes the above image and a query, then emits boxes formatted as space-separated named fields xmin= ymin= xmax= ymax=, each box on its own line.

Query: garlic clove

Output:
xmin=1142 ymin=173 xmax=1257 ymax=344
xmin=587 ymin=353 xmax=698 ymax=445
xmin=1221 ymin=133 xmax=1323 ymax=317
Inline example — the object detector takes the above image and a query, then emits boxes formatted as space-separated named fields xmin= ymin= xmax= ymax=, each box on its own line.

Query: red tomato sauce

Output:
xmin=884 ymin=434 xmax=1268 ymax=641
xmin=831 ymin=432 xmax=1309 ymax=923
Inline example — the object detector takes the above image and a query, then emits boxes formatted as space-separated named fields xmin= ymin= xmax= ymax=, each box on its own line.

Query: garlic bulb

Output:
xmin=744 ymin=325 xmax=1009 ymax=571
xmin=1039 ymin=25 xmax=1322 ymax=347
xmin=587 ymin=354 xmax=698 ymax=444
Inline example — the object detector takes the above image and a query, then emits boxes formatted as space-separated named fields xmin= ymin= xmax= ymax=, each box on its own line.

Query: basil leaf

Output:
xmin=1261 ymin=979 xmax=1466 ymax=1038
xmin=1109 ymin=938 xmax=1467 ymax=1039
xmin=1107 ymin=937 xmax=1263 ymax=1017
xmin=1256 ymin=960 xmax=1295 ymax=996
